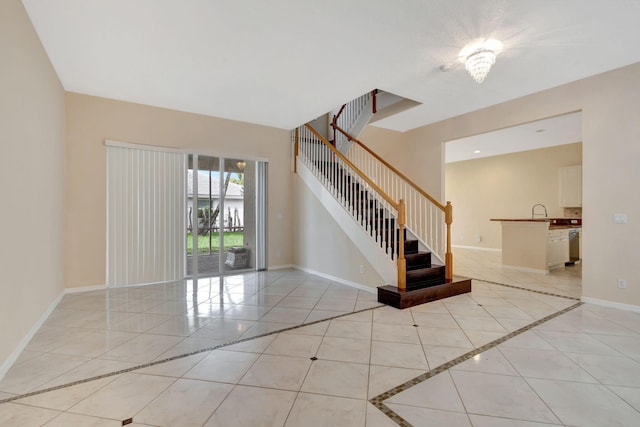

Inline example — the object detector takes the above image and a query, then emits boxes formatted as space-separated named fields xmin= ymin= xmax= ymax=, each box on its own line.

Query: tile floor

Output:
xmin=1 ymin=250 xmax=639 ymax=426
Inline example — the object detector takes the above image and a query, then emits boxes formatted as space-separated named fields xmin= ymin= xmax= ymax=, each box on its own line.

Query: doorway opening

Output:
xmin=186 ymin=154 xmax=266 ymax=278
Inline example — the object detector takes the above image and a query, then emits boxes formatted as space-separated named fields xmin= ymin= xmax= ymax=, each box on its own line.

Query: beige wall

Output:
xmin=0 ymin=0 xmax=66 ymax=368
xmin=376 ymin=62 xmax=640 ymax=307
xmin=293 ymin=176 xmax=383 ymax=288
xmin=65 ymin=93 xmax=292 ymax=288
xmin=445 ymin=143 xmax=582 ymax=250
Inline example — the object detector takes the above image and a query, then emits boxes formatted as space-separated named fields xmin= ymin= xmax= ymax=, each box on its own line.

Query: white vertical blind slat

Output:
xmin=107 ymin=145 xmax=186 ymax=287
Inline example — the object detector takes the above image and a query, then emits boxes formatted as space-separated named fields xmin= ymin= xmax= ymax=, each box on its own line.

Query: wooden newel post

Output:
xmin=397 ymin=199 xmax=407 ymax=291
xmin=445 ymin=201 xmax=453 ymax=281
xmin=294 ymin=128 xmax=299 ymax=173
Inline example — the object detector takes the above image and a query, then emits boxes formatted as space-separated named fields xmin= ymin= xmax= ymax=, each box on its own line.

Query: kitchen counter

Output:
xmin=491 ymin=218 xmax=579 ymax=273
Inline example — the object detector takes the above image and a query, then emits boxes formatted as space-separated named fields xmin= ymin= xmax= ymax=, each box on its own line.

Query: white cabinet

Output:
xmin=547 ymin=229 xmax=570 ymax=268
xmin=559 ymin=165 xmax=582 ymax=207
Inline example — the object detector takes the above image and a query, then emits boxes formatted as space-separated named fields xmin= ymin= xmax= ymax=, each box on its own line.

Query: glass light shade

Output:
xmin=464 ymin=49 xmax=496 ymax=83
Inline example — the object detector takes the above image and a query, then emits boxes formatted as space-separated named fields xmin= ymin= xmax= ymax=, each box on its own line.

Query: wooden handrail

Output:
xmin=332 ymin=124 xmax=447 ymax=212
xmin=303 ymin=124 xmax=399 ymax=211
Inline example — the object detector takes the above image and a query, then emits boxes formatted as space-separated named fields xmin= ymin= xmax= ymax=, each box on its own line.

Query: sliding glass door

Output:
xmin=187 ymin=154 xmax=265 ymax=278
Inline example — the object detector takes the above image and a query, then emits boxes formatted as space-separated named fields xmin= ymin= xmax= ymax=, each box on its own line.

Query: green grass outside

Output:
xmin=186 ymin=232 xmax=244 ymax=255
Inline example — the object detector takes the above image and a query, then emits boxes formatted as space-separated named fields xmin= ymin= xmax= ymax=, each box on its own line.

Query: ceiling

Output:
xmin=445 ymin=111 xmax=582 ymax=163
xmin=22 ymin=0 xmax=640 ymax=131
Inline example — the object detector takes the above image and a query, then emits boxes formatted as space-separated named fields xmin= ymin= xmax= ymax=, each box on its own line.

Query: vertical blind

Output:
xmin=106 ymin=144 xmax=186 ymax=287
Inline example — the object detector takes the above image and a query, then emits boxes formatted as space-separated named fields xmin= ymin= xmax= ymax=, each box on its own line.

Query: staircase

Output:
xmin=294 ymin=93 xmax=471 ymax=309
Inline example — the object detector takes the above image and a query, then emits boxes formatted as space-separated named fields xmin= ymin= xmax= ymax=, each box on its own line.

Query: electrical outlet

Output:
xmin=359 ymin=265 xmax=364 ymax=274
xmin=617 ymin=278 xmax=627 ymax=289
xmin=476 ymin=235 xmax=483 ymax=242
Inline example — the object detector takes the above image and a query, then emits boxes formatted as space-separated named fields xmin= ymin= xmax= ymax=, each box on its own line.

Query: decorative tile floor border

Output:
xmin=470 ymin=277 xmax=581 ymax=301
xmin=369 ymin=300 xmax=583 ymax=427
xmin=0 ymin=304 xmax=384 ymax=405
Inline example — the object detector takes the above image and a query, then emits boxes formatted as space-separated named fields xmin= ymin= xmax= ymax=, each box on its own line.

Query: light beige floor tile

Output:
xmin=314 ymin=297 xmax=356 ymax=312
xmin=343 ymin=309 xmax=374 ymax=322
xmin=0 ymin=403 xmax=60 ymax=426
xmin=98 ymin=334 xmax=184 ymax=363
xmin=282 ymin=321 xmax=330 ymax=337
xmin=204 ymin=385 xmax=297 ymax=427
xmin=497 ymin=330 xmax=555 ymax=350
xmin=468 ymin=414 xmax=561 ymax=426
xmin=38 ymin=358 xmax=138 ymax=389
xmin=223 ymin=334 xmax=276 ymax=353
xmin=183 ymin=350 xmax=258 ymax=383
xmin=239 ymin=354 xmax=312 ymax=391
xmin=608 ymin=385 xmax=640 ymax=412
xmin=221 ymin=304 xmax=272 ymax=321
xmin=44 ymin=412 xmax=121 ymax=426
xmin=534 ymin=330 xmax=623 ymax=356
xmin=409 ymin=300 xmax=449 ymax=314
xmin=367 ymin=365 xmax=425 ymax=399
xmin=527 ymin=377 xmax=640 ymax=426
xmin=144 ymin=315 xmax=212 ymax=336
xmin=68 ymin=373 xmax=175 ymax=421
xmin=591 ymin=333 xmax=640 ymax=360
xmin=263 ymin=333 xmax=322 ymax=357
xmin=564 ymin=352 xmax=640 ymax=387
xmin=385 ymin=404 xmax=472 ymax=427
xmin=108 ymin=313 xmax=174 ymax=333
xmin=453 ymin=315 xmax=508 ymax=333
xmin=498 ymin=347 xmax=597 ymax=383
xmin=241 ymin=321 xmax=297 ymax=339
xmin=191 ymin=318 xmax=256 ymax=340
xmin=463 ymin=330 xmax=507 ymax=347
xmin=16 ymin=376 xmax=119 ymax=411
xmin=372 ymin=323 xmax=420 ymax=344
xmin=137 ymin=353 xmax=208 ymax=377
xmin=135 ymin=378 xmax=233 ymax=426
xmin=373 ymin=307 xmax=414 ymax=325
xmin=494 ymin=317 xmax=534 ymax=332
xmin=386 ymin=371 xmax=465 ymax=412
xmin=417 ymin=327 xmax=473 ymax=349
xmin=326 ymin=319 xmax=372 ymax=340
xmin=0 ymin=353 xmax=90 ymax=395
xmin=316 ymin=337 xmax=371 ymax=364
xmin=365 ymin=402 xmax=399 ymax=427
xmin=482 ymin=305 xmax=534 ymax=320
xmin=276 ymin=296 xmax=320 ymax=309
xmin=153 ymin=337 xmax=227 ymax=360
xmin=284 ymin=393 xmax=366 ymax=427
xmin=370 ymin=341 xmax=429 ymax=370
xmin=411 ymin=312 xmax=460 ymax=329
xmin=452 ymin=348 xmax=519 ymax=376
xmin=301 ymin=359 xmax=369 ymax=399
xmin=305 ymin=310 xmax=349 ymax=323
xmin=260 ymin=307 xmax=312 ymax=324
xmin=423 ymin=345 xmax=470 ymax=368
xmin=450 ymin=371 xmax=560 ymax=424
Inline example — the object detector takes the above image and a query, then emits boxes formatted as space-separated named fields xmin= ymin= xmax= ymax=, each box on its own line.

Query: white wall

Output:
xmin=445 ymin=143 xmax=582 ymax=250
xmin=293 ymin=175 xmax=384 ymax=288
xmin=0 ymin=0 xmax=66 ymax=371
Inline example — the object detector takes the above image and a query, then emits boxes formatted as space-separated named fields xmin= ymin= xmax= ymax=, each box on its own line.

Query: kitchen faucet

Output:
xmin=531 ymin=203 xmax=548 ymax=219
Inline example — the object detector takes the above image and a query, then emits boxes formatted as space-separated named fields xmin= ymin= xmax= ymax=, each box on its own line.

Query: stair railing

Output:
xmin=332 ymin=91 xmax=375 ymax=149
xmin=332 ymin=124 xmax=453 ymax=281
xmin=294 ymin=124 xmax=407 ymax=289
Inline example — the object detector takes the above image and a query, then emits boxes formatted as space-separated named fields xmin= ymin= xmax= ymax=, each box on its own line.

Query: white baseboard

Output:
xmin=291 ymin=265 xmax=377 ymax=294
xmin=268 ymin=264 xmax=294 ymax=270
xmin=64 ymin=283 xmax=106 ymax=294
xmin=581 ymin=297 xmax=640 ymax=313
xmin=452 ymin=245 xmax=501 ymax=252
xmin=0 ymin=292 xmax=64 ymax=382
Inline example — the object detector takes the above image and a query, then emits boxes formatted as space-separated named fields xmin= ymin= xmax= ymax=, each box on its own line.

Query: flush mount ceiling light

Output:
xmin=458 ymin=38 xmax=503 ymax=84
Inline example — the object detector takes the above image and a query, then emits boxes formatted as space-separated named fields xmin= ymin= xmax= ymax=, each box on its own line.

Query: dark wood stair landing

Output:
xmin=377 ymin=276 xmax=472 ymax=309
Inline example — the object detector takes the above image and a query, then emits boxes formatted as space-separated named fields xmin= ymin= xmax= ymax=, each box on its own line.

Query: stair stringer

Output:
xmin=297 ymin=161 xmax=397 ymax=285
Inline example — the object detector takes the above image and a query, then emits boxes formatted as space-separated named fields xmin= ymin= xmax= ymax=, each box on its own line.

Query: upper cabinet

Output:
xmin=559 ymin=165 xmax=582 ymax=207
